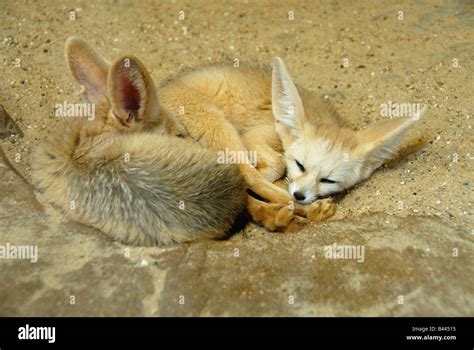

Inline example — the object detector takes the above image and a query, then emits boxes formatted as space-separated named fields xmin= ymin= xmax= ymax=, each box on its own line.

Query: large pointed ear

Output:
xmin=272 ymin=57 xmax=305 ymax=137
xmin=356 ymin=107 xmax=425 ymax=172
xmin=107 ymin=55 xmax=160 ymax=128
xmin=65 ymin=36 xmax=110 ymax=103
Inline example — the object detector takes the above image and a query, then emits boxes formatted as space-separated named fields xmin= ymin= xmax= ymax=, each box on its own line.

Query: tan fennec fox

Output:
xmin=157 ymin=57 xmax=422 ymax=225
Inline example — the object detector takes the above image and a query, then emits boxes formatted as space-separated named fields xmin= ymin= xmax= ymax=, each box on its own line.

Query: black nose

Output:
xmin=293 ymin=192 xmax=306 ymax=201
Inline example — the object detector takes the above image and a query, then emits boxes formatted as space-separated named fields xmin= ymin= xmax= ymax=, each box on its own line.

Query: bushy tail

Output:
xmin=32 ymin=120 xmax=246 ymax=246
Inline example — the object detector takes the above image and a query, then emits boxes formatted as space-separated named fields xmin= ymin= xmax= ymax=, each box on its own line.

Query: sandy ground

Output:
xmin=1 ymin=0 xmax=472 ymax=231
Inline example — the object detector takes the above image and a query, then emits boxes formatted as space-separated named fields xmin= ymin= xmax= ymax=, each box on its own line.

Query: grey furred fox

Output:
xmin=31 ymin=38 xmax=246 ymax=246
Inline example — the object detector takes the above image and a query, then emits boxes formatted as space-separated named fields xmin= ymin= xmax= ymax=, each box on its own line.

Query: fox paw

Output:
xmin=252 ymin=202 xmax=295 ymax=231
xmin=282 ymin=215 xmax=310 ymax=233
xmin=262 ymin=204 xmax=314 ymax=233
xmin=266 ymin=204 xmax=294 ymax=231
xmin=306 ymin=198 xmax=336 ymax=222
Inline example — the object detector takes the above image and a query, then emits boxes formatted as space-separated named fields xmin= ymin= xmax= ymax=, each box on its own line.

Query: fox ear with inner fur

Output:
xmin=65 ymin=36 xmax=110 ymax=103
xmin=65 ymin=37 xmax=187 ymax=135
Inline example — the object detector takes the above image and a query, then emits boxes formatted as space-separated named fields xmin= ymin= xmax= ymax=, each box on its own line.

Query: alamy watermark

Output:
xmin=380 ymin=101 xmax=426 ymax=120
xmin=217 ymin=148 xmax=257 ymax=166
xmin=18 ymin=324 xmax=55 ymax=343
xmin=324 ymin=243 xmax=365 ymax=263
xmin=0 ymin=243 xmax=38 ymax=263
xmin=55 ymin=101 xmax=95 ymax=120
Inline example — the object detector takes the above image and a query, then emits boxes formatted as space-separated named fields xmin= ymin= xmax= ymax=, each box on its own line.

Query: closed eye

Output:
xmin=321 ymin=178 xmax=337 ymax=184
xmin=295 ymin=160 xmax=305 ymax=172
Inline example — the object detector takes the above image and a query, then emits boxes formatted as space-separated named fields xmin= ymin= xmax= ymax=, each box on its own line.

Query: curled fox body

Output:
xmin=158 ymin=59 xmax=421 ymax=224
xmin=32 ymin=38 xmax=246 ymax=246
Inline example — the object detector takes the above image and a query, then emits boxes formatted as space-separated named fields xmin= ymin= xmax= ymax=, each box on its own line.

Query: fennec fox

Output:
xmin=32 ymin=37 xmax=246 ymax=246
xmin=158 ymin=59 xmax=421 ymax=226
